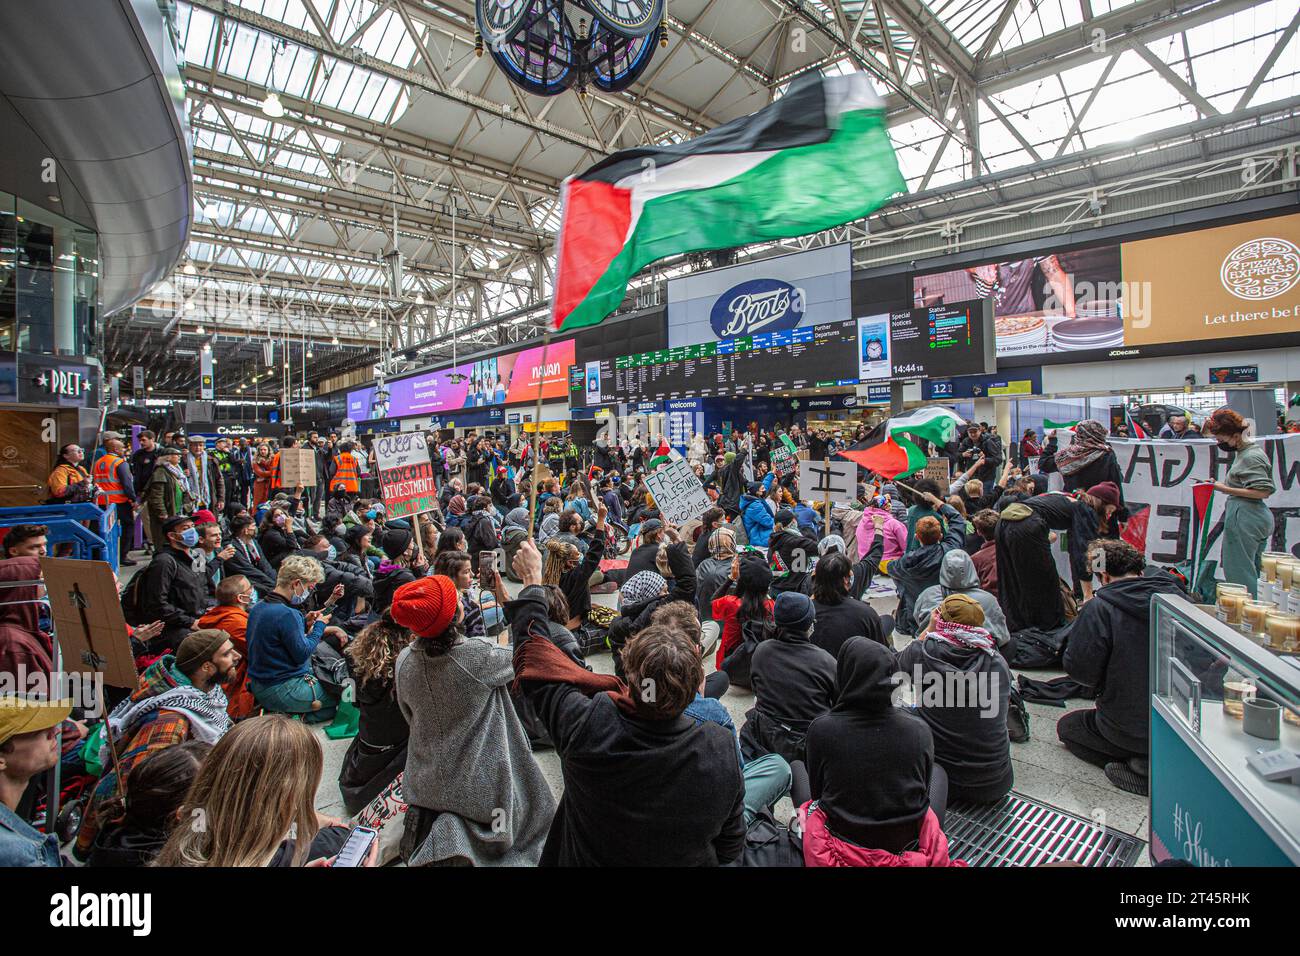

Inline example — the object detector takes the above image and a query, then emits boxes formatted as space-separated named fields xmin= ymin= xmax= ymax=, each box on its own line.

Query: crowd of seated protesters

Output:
xmin=0 ymin=417 xmax=1179 ymax=867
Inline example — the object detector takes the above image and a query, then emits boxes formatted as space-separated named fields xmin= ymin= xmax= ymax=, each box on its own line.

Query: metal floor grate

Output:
xmin=944 ymin=792 xmax=1145 ymax=867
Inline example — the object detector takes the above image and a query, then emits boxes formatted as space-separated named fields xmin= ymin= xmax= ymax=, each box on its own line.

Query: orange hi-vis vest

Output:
xmin=92 ymin=453 xmax=130 ymax=506
xmin=332 ymin=453 xmax=359 ymax=493
xmin=270 ymin=451 xmax=281 ymax=488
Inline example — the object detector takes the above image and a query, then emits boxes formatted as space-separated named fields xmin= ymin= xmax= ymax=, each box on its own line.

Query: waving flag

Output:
xmin=551 ymin=72 xmax=905 ymax=332
xmin=648 ymin=438 xmax=678 ymax=471
xmin=1189 ymin=480 xmax=1225 ymax=595
xmin=838 ymin=406 xmax=966 ymax=479
xmin=1044 ymin=418 xmax=1080 ymax=432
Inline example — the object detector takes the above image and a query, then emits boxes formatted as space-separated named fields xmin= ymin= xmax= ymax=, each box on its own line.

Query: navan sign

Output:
xmin=709 ymin=278 xmax=805 ymax=338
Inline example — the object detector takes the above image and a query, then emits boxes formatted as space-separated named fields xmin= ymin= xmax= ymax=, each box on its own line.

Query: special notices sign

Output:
xmin=375 ymin=432 xmax=437 ymax=518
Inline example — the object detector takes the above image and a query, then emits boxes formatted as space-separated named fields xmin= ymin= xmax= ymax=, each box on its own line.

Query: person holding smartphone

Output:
xmin=433 ymin=549 xmax=508 ymax=642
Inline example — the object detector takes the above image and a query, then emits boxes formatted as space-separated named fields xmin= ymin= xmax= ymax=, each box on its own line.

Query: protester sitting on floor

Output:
xmin=256 ymin=503 xmax=303 ymax=569
xmin=434 ymin=549 xmax=500 ymax=639
xmin=695 ymin=527 xmax=737 ymax=637
xmin=969 ymin=509 xmax=1000 ymax=596
xmin=898 ymin=594 xmax=1012 ymax=805
xmin=887 ymin=494 xmax=966 ymax=638
xmin=654 ymin=604 xmax=792 ymax=825
xmin=768 ymin=508 xmax=821 ymax=596
xmin=462 ymin=494 xmax=500 ymax=557
xmin=155 ymin=715 xmax=370 ymax=867
xmin=391 ymin=574 xmax=555 ymax=866
xmin=810 ymin=551 xmax=891 ymax=656
xmin=739 ymin=482 xmax=774 ymax=548
xmin=1058 ymin=539 xmax=1182 ymax=797
xmin=0 ymin=556 xmax=54 ymax=678
xmin=0 ymin=695 xmax=71 ymax=866
xmin=137 ymin=514 xmax=209 ymax=656
xmin=1 ymin=524 xmax=47 ymax=559
xmin=510 ymin=539 xmax=745 ymax=866
xmin=87 ymin=741 xmax=211 ymax=867
xmin=246 ymin=556 xmax=345 ymax=723
xmin=692 ymin=507 xmax=727 ymax=568
xmin=225 ymin=514 xmax=277 ymax=596
xmin=740 ymin=591 xmax=837 ymax=766
xmin=800 ymin=636 xmax=962 ymax=868
xmin=708 ymin=552 xmax=775 ymax=680
xmin=607 ymin=570 xmax=672 ymax=679
xmin=912 ymin=549 xmax=1010 ymax=648
xmin=902 ymin=478 xmax=945 ymax=553
xmin=196 ymin=576 xmax=258 ymax=720
xmin=542 ymin=501 xmax=607 ymax=631
xmin=75 ymin=629 xmax=240 ymax=860
xmin=372 ymin=527 xmax=429 ymax=614
xmin=339 ymin=610 xmax=413 ymax=816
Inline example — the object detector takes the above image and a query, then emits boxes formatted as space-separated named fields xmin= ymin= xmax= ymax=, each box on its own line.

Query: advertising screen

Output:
xmin=346 ymin=339 xmax=574 ymax=421
xmin=911 ymin=211 xmax=1300 ymax=364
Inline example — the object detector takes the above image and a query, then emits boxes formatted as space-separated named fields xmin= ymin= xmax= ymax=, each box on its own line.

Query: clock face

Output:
xmin=587 ymin=20 xmax=657 ymax=92
xmin=578 ymin=0 xmax=663 ymax=37
xmin=477 ymin=0 xmax=531 ymax=40
xmin=478 ymin=0 xmax=578 ymax=96
xmin=865 ymin=338 xmax=884 ymax=360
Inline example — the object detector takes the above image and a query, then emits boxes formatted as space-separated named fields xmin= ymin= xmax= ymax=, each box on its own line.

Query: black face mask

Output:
xmin=1216 ymin=440 xmax=1235 ymax=453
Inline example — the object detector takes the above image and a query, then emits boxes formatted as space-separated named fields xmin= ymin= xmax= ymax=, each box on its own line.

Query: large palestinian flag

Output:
xmin=551 ymin=72 xmax=905 ymax=332
xmin=838 ymin=406 xmax=966 ymax=478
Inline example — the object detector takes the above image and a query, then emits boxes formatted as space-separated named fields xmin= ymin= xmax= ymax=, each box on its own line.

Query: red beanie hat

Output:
xmin=1086 ymin=481 xmax=1121 ymax=508
xmin=192 ymin=509 xmax=217 ymax=526
xmin=390 ymin=575 xmax=459 ymax=638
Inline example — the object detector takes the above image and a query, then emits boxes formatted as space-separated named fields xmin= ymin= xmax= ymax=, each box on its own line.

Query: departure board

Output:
xmin=575 ymin=319 xmax=860 ymax=406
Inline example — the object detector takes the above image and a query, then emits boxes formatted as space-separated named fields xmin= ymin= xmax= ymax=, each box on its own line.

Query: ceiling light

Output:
xmin=306 ymin=348 xmax=313 ymax=358
xmin=195 ymin=323 xmax=205 ymax=334
xmin=414 ymin=294 xmax=424 ymax=305
xmin=330 ymin=335 xmax=339 ymax=345
xmin=203 ymin=202 xmax=220 ymax=218
xmin=488 ymin=258 xmax=500 ymax=270
xmin=202 ymin=343 xmax=210 ymax=352
xmin=368 ymin=318 xmax=376 ymax=328
xmin=185 ymin=300 xmax=196 ymax=311
xmin=183 ymin=262 xmax=197 ymax=276
xmin=261 ymin=91 xmax=285 ymax=118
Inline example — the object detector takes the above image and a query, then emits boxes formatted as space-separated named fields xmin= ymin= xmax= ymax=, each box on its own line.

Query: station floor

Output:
xmin=303 ymin=574 xmax=1152 ymax=865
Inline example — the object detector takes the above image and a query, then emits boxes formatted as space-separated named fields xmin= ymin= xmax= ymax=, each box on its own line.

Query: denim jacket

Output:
xmin=0 ymin=800 xmax=61 ymax=867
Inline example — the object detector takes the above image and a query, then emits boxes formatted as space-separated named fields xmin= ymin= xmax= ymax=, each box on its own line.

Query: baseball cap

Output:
xmin=0 ymin=695 xmax=72 ymax=746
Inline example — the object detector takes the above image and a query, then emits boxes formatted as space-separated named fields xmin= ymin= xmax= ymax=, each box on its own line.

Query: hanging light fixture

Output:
xmin=261 ymin=91 xmax=285 ymax=118
xmin=183 ymin=262 xmax=197 ymax=276
xmin=330 ymin=334 xmax=339 ymax=345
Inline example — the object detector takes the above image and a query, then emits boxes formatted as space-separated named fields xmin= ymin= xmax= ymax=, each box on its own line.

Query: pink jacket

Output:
xmin=856 ymin=507 xmax=908 ymax=562
xmin=800 ymin=803 xmax=966 ymax=868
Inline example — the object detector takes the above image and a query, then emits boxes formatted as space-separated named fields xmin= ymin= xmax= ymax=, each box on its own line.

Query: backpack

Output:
xmin=120 ymin=570 xmax=149 ymax=627
xmin=1007 ymin=623 xmax=1070 ymax=669
xmin=1007 ymin=683 xmax=1031 ymax=742
xmin=720 ymin=617 xmax=766 ymax=690
xmin=726 ymin=808 xmax=804 ymax=868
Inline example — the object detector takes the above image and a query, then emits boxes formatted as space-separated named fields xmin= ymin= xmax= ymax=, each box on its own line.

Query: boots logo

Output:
xmin=710 ymin=279 xmax=804 ymax=338
xmin=1219 ymin=237 xmax=1300 ymax=300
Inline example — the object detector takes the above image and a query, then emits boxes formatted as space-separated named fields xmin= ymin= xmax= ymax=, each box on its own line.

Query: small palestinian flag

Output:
xmin=551 ymin=72 xmax=905 ymax=332
xmin=1044 ymin=418 xmax=1080 ymax=432
xmin=1125 ymin=409 xmax=1149 ymax=439
xmin=648 ymin=438 xmax=678 ymax=471
xmin=838 ymin=406 xmax=965 ymax=478
xmin=1189 ymin=480 xmax=1225 ymax=595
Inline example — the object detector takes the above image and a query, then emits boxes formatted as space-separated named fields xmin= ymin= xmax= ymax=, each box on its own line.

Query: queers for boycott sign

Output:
xmin=1112 ymin=435 xmax=1300 ymax=571
xmin=375 ymin=432 xmax=437 ymax=519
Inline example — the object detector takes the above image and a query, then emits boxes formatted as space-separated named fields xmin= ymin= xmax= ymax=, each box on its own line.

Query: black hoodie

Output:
xmin=806 ymin=637 xmax=935 ymax=852
xmin=739 ymin=624 xmax=836 ymax=764
xmin=1063 ymin=573 xmax=1184 ymax=754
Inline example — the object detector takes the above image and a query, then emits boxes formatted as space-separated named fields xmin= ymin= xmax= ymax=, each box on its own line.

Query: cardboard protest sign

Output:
xmin=1109 ymin=435 xmax=1300 ymax=579
xmin=645 ymin=458 xmax=713 ymax=526
xmin=278 ymin=447 xmax=317 ymax=488
xmin=923 ymin=457 xmax=952 ymax=495
xmin=40 ymin=557 xmax=136 ymax=689
xmin=799 ymin=459 xmax=857 ymax=505
xmin=375 ymin=432 xmax=437 ymax=518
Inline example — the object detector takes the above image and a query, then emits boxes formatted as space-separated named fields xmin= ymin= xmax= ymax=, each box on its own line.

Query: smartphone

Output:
xmin=478 ymin=550 xmax=497 ymax=584
xmin=333 ymin=825 xmax=378 ymax=868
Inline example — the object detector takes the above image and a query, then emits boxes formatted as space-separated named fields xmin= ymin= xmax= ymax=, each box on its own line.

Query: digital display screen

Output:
xmin=575 ymin=319 xmax=861 ymax=406
xmin=858 ymin=299 xmax=995 ymax=381
xmin=346 ymin=339 xmax=574 ymax=421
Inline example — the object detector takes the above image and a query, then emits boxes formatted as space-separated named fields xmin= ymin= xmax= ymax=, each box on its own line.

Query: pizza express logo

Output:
xmin=1220 ymin=237 xmax=1300 ymax=301
xmin=709 ymin=278 xmax=804 ymax=338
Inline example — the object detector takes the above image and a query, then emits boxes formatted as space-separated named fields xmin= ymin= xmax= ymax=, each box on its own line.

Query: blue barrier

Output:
xmin=0 ymin=504 xmax=121 ymax=573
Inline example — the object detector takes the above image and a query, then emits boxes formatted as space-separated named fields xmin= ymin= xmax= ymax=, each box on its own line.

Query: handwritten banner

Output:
xmin=375 ymin=432 xmax=437 ymax=518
